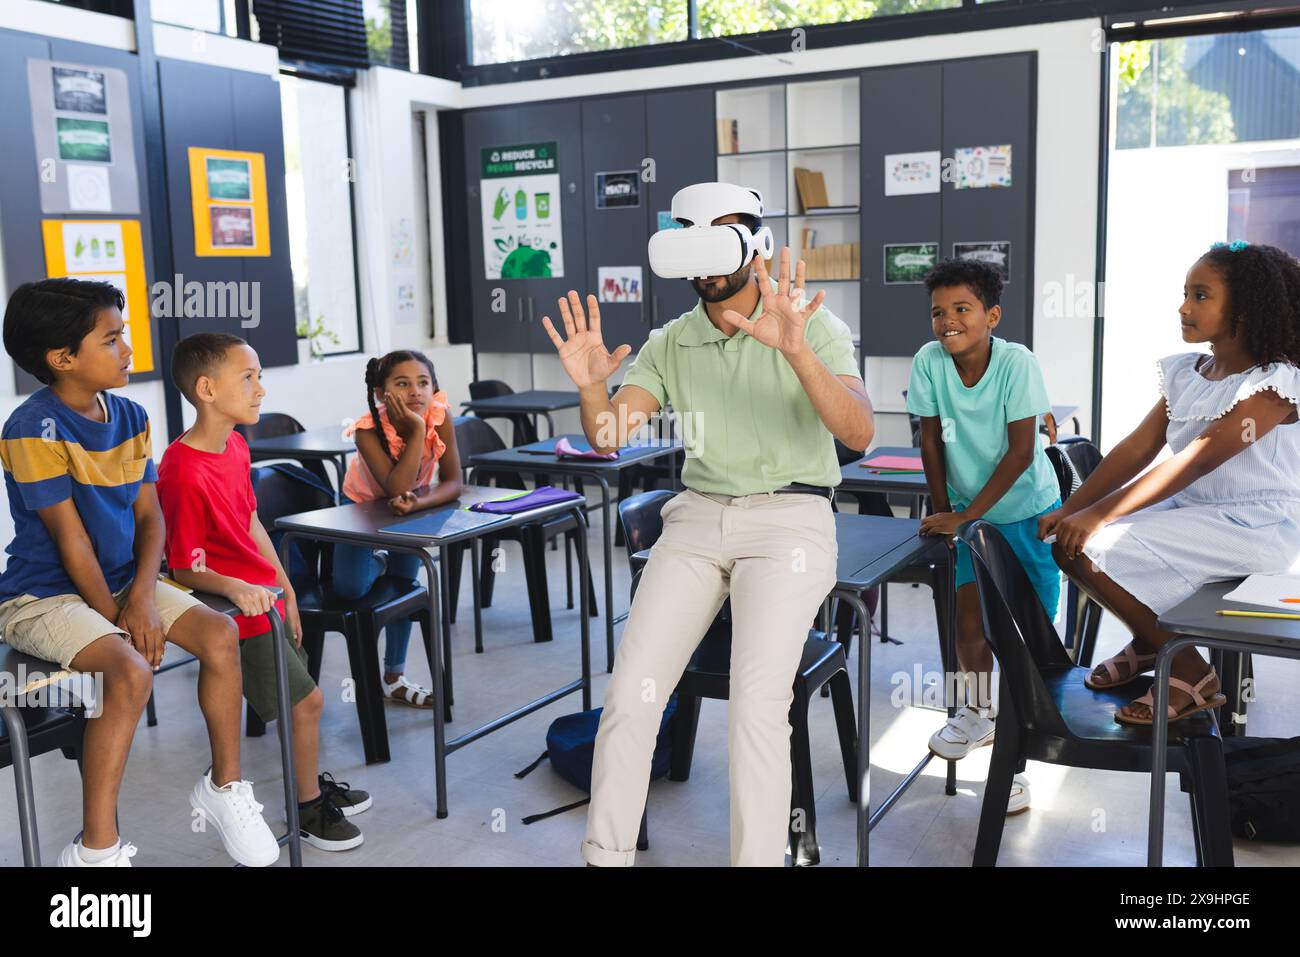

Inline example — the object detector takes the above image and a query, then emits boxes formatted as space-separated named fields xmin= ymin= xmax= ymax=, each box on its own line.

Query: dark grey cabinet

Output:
xmin=645 ymin=87 xmax=716 ymax=329
xmin=464 ymin=101 xmax=588 ymax=354
xmin=581 ymin=94 xmax=650 ymax=353
xmin=860 ymin=53 xmax=1036 ymax=358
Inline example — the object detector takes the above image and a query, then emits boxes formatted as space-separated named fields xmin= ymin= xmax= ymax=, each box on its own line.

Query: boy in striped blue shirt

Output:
xmin=0 ymin=279 xmax=277 ymax=867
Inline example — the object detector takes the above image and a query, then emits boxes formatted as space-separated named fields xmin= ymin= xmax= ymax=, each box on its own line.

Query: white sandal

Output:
xmin=382 ymin=674 xmax=434 ymax=709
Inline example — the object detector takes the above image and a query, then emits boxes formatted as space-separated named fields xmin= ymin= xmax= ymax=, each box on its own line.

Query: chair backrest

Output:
xmin=236 ymin=412 xmax=306 ymax=442
xmin=468 ymin=379 xmax=539 ymax=446
xmin=834 ymin=437 xmax=864 ymax=466
xmin=455 ymin=416 xmax=527 ymax=489
xmin=1044 ymin=436 xmax=1102 ymax=504
xmin=900 ymin=389 xmax=921 ymax=447
xmin=251 ymin=464 xmax=337 ymax=584
xmin=617 ymin=489 xmax=677 ymax=571
xmin=958 ymin=521 xmax=1075 ymax=736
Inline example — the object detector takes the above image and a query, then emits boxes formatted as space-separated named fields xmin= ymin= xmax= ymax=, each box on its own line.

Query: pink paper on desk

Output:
xmin=554 ymin=435 xmax=619 ymax=460
xmin=861 ymin=454 xmax=924 ymax=470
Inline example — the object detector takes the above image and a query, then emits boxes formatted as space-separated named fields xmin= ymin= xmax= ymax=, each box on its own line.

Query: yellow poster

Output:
xmin=188 ymin=147 xmax=270 ymax=257
xmin=41 ymin=218 xmax=153 ymax=373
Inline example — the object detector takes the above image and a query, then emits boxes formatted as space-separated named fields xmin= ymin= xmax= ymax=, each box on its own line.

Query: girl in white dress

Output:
xmin=1042 ymin=242 xmax=1300 ymax=724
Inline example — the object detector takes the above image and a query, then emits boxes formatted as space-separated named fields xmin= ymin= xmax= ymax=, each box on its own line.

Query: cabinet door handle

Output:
xmin=651 ymin=295 xmax=659 ymax=328
xmin=516 ymin=297 xmax=524 ymax=324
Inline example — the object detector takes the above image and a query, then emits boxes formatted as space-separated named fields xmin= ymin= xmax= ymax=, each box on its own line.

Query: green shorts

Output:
xmin=240 ymin=629 xmax=317 ymax=723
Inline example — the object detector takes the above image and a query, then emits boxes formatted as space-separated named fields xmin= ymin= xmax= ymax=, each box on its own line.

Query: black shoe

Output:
xmin=299 ymin=792 xmax=363 ymax=851
xmin=318 ymin=772 xmax=372 ymax=817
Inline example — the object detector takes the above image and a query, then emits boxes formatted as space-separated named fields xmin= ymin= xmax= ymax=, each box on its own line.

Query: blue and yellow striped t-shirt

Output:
xmin=0 ymin=388 xmax=156 ymax=602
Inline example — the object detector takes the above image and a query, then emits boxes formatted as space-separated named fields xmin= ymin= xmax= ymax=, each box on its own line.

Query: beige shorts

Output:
xmin=0 ymin=580 xmax=203 ymax=669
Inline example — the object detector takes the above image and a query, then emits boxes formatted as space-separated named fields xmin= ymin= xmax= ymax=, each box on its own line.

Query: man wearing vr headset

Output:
xmin=541 ymin=181 xmax=873 ymax=866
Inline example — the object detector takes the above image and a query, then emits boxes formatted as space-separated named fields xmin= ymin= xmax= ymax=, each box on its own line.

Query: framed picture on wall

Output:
xmin=883 ymin=243 xmax=937 ymax=284
xmin=953 ymin=241 xmax=1011 ymax=282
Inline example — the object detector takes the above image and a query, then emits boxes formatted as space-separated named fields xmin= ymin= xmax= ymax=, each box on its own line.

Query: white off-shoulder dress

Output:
xmin=1082 ymin=353 xmax=1300 ymax=616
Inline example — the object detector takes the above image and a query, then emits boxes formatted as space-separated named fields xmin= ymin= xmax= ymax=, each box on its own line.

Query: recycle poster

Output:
xmin=480 ymin=141 xmax=563 ymax=279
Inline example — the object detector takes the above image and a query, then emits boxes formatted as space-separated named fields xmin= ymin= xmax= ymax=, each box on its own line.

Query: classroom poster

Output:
xmin=884 ymin=151 xmax=941 ymax=196
xmin=28 ymin=59 xmax=141 ymax=215
xmin=595 ymin=170 xmax=640 ymax=209
xmin=951 ymin=145 xmax=1012 ymax=189
xmin=41 ymin=219 xmax=153 ymax=373
xmin=597 ymin=266 xmax=643 ymax=303
xmin=480 ymin=141 xmax=564 ymax=280
xmin=953 ymin=241 xmax=1011 ymax=282
xmin=883 ymin=243 xmax=937 ymax=284
xmin=188 ymin=147 xmax=270 ymax=256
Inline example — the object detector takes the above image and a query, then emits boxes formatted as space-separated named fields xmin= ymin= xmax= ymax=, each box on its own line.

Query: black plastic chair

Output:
xmin=248 ymin=465 xmax=440 ymax=765
xmin=453 ymin=417 xmax=597 ymax=650
xmin=958 ymin=520 xmax=1233 ymax=866
xmin=467 ymin=380 xmax=543 ymax=447
xmin=1044 ymin=438 xmax=1106 ymax=668
xmin=0 ymin=646 xmax=86 ymax=866
xmin=619 ymin=491 xmax=858 ymax=866
xmin=235 ymin=412 xmax=334 ymax=491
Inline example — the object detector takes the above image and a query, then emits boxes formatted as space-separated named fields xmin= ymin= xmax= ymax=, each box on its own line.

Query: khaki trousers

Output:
xmin=581 ymin=488 xmax=838 ymax=867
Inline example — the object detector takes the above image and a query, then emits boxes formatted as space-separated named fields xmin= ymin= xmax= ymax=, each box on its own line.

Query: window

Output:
xmin=695 ymin=0 xmax=961 ymax=39
xmin=364 ymin=0 xmax=419 ymax=70
xmin=280 ymin=74 xmax=362 ymax=355
xmin=151 ymin=0 xmax=243 ymax=36
xmin=1115 ymin=29 xmax=1300 ymax=149
xmin=469 ymin=0 xmax=689 ymax=65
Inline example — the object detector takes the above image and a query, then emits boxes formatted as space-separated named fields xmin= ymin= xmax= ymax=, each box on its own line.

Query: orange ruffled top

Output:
xmin=342 ymin=390 xmax=450 ymax=503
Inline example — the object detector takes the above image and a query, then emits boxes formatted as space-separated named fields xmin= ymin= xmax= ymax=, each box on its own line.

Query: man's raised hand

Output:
xmin=541 ymin=291 xmax=632 ymax=389
xmin=723 ymin=247 xmax=825 ymax=357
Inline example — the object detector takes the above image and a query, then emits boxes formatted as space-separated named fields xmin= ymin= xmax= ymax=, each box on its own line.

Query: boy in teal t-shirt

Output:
xmin=906 ymin=259 xmax=1062 ymax=813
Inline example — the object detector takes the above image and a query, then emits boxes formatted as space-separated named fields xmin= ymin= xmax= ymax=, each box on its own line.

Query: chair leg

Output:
xmin=973 ymin=692 xmax=1021 ymax=866
xmin=447 ymin=542 xmax=465 ymax=624
xmin=668 ymin=692 xmax=702 ymax=782
xmin=145 ymin=690 xmax=158 ymax=727
xmin=564 ymin=529 xmax=574 ymax=610
xmin=302 ymin=628 xmax=325 ymax=683
xmin=343 ymin=617 xmax=390 ymax=765
xmin=827 ymin=669 xmax=859 ymax=802
xmin=520 ymin=526 xmax=554 ymax=644
xmin=480 ymin=536 xmax=499 ymax=609
xmin=1077 ymin=599 xmax=1103 ymax=669
xmin=1184 ymin=735 xmax=1234 ymax=866
xmin=789 ymin=689 xmax=819 ymax=866
xmin=637 ymin=805 xmax=649 ymax=851
xmin=245 ymin=700 xmax=267 ymax=738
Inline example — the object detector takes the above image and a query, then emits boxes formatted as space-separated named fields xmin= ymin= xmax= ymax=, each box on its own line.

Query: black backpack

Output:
xmin=1222 ymin=736 xmax=1300 ymax=842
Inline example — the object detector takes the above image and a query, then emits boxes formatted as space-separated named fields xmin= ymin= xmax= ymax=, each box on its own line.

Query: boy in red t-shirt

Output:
xmin=158 ymin=333 xmax=370 ymax=852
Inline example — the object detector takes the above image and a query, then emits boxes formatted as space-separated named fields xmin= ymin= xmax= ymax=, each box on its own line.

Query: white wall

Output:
xmin=463 ymin=18 xmax=1104 ymax=447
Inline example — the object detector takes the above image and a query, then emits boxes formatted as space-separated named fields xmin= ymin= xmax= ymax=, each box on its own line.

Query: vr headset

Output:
xmin=647 ymin=182 xmax=775 ymax=280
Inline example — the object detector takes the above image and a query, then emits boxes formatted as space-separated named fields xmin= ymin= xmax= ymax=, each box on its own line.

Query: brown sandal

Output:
xmin=1114 ymin=667 xmax=1227 ymax=726
xmin=1084 ymin=641 xmax=1157 ymax=690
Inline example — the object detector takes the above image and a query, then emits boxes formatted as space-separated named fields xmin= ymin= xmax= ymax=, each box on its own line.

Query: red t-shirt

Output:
xmin=157 ymin=430 xmax=283 ymax=639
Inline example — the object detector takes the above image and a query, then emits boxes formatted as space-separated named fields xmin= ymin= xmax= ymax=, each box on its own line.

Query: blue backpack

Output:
xmin=516 ymin=695 xmax=678 ymax=824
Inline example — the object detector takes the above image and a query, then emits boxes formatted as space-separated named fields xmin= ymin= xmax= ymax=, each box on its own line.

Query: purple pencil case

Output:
xmin=468 ymin=486 xmax=584 ymax=514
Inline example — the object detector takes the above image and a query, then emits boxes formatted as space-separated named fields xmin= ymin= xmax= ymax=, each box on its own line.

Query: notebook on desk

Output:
xmin=382 ymin=508 xmax=509 ymax=541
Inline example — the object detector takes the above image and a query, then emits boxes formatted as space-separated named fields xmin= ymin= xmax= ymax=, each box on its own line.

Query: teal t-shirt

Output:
xmin=905 ymin=336 xmax=1059 ymax=525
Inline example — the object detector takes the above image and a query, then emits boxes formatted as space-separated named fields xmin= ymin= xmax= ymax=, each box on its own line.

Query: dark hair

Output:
xmin=171 ymin=332 xmax=248 ymax=404
xmin=3 ymin=278 xmax=125 ymax=384
xmin=1198 ymin=243 xmax=1300 ymax=366
xmin=365 ymin=350 xmax=438 ymax=461
xmin=922 ymin=258 xmax=1004 ymax=311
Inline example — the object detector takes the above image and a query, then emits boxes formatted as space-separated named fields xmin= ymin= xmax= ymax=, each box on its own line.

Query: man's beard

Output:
xmin=691 ymin=266 xmax=751 ymax=303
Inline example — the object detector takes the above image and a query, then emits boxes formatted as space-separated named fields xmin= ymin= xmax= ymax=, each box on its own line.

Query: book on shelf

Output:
xmin=792 ymin=167 xmax=829 ymax=212
xmin=801 ymin=241 xmax=859 ymax=281
xmin=716 ymin=118 xmax=739 ymax=154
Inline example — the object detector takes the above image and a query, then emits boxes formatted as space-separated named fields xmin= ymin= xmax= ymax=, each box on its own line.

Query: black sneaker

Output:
xmin=318 ymin=772 xmax=372 ymax=817
xmin=299 ymin=792 xmax=363 ymax=851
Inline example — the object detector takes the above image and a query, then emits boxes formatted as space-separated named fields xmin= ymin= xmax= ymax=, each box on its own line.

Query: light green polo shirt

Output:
xmin=621 ymin=285 xmax=861 ymax=495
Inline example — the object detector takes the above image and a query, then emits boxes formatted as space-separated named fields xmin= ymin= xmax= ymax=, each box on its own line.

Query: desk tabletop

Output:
xmin=247 ymin=427 xmax=355 ymax=457
xmin=461 ymin=391 xmax=581 ymax=413
xmin=273 ymin=484 xmax=586 ymax=548
xmin=840 ymin=446 xmax=929 ymax=494
xmin=468 ymin=434 xmax=682 ymax=474
xmin=1158 ymin=579 xmax=1300 ymax=652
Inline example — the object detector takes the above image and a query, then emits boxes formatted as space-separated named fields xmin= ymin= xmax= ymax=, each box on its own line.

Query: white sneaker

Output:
xmin=928 ymin=705 xmax=996 ymax=760
xmin=1006 ymin=774 xmax=1031 ymax=815
xmin=57 ymin=838 xmax=137 ymax=867
xmin=190 ymin=771 xmax=280 ymax=867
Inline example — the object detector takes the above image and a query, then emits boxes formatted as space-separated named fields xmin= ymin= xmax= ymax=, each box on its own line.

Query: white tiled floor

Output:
xmin=3 ymin=505 xmax=1297 ymax=867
